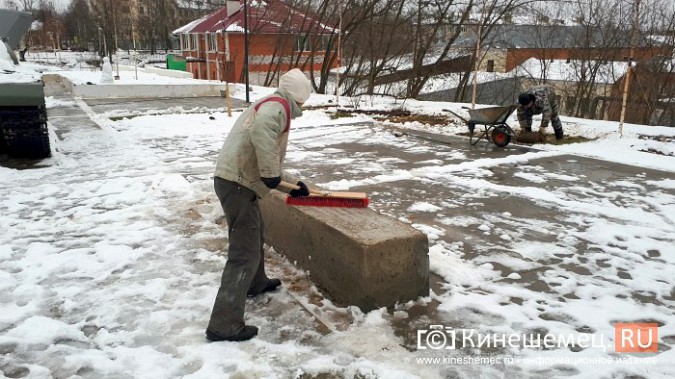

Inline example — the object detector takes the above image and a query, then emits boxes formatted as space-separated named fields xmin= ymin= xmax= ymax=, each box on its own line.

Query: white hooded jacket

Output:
xmin=214 ymin=70 xmax=310 ymax=197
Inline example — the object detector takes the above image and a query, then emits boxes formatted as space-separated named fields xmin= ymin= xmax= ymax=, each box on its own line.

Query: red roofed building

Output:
xmin=172 ymin=0 xmax=337 ymax=83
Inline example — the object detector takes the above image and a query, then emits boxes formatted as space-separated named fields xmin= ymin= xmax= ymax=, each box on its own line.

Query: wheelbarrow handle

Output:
xmin=445 ymin=109 xmax=469 ymax=123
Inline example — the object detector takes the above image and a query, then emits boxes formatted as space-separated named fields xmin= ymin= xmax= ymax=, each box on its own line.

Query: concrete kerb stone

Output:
xmin=46 ymin=74 xmax=226 ymax=99
xmin=260 ymin=178 xmax=429 ymax=312
xmin=72 ymin=83 xmax=226 ymax=98
xmin=43 ymin=74 xmax=74 ymax=95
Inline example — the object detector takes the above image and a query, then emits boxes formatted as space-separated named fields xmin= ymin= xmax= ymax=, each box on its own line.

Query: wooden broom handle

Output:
xmin=278 ymin=181 xmax=368 ymax=199
xmin=278 ymin=180 xmax=324 ymax=195
xmin=277 ymin=180 xmax=301 ymax=191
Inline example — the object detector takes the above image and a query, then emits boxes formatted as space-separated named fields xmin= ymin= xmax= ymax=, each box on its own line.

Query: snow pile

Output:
xmin=100 ymin=59 xmax=114 ymax=84
xmin=0 ymin=41 xmax=15 ymax=71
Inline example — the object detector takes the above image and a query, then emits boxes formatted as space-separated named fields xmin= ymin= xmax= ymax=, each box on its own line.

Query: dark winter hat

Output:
xmin=518 ymin=93 xmax=535 ymax=106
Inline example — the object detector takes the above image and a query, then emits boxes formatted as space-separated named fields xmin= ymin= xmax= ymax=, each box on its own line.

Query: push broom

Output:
xmin=278 ymin=181 xmax=369 ymax=208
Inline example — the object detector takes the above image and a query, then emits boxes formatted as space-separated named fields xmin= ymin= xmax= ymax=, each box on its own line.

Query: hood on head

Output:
xmin=279 ymin=68 xmax=311 ymax=104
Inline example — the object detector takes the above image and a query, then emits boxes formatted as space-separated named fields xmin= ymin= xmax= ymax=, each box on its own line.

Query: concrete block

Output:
xmin=71 ymin=83 xmax=226 ymax=99
xmin=260 ymin=187 xmax=429 ymax=311
xmin=51 ymin=74 xmax=224 ymax=99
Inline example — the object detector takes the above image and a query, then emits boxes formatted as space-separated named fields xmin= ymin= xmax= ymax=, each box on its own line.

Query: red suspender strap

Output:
xmin=254 ymin=97 xmax=291 ymax=133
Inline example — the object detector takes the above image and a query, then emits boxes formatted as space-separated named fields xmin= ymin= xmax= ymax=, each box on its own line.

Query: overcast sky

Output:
xmin=1 ymin=0 xmax=69 ymax=11
xmin=53 ymin=0 xmax=70 ymax=11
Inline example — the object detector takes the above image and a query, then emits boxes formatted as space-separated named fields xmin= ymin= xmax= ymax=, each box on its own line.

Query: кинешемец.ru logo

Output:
xmin=614 ymin=323 xmax=658 ymax=353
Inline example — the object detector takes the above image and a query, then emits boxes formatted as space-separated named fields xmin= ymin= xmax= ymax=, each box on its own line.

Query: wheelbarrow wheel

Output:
xmin=491 ymin=126 xmax=511 ymax=147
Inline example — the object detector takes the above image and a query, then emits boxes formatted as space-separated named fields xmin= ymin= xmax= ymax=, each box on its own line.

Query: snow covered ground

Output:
xmin=1 ymin=60 xmax=674 ymax=378
xmin=4 ymin=50 xmax=211 ymax=86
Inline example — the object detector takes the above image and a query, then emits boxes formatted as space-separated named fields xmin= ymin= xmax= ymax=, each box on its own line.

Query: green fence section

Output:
xmin=166 ymin=54 xmax=186 ymax=71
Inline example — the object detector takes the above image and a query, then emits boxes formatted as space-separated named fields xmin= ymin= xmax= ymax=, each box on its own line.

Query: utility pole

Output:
xmin=336 ymin=0 xmax=343 ymax=105
xmin=132 ymin=20 xmax=138 ymax=80
xmin=471 ymin=22 xmax=483 ymax=109
xmin=97 ymin=24 xmax=102 ymax=59
xmin=619 ymin=0 xmax=640 ymax=137
xmin=243 ymin=0 xmax=250 ymax=103
xmin=114 ymin=12 xmax=120 ymax=80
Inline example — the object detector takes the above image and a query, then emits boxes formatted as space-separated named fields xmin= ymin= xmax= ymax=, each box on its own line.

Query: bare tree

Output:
xmin=648 ymin=0 xmax=675 ymax=126
xmin=357 ymin=0 xmax=413 ymax=95
xmin=64 ymin=0 xmax=95 ymax=50
xmin=31 ymin=0 xmax=65 ymax=52
xmin=561 ymin=0 xmax=632 ymax=118
xmin=3 ymin=1 xmax=21 ymax=10
xmin=611 ymin=0 xmax=675 ymax=126
xmin=452 ymin=0 xmax=525 ymax=102
xmin=250 ymin=0 xmax=408 ymax=96
xmin=406 ymin=0 xmax=477 ymax=98
xmin=137 ymin=0 xmax=179 ymax=53
xmin=88 ymin=0 xmax=122 ymax=59
xmin=18 ymin=0 xmax=36 ymax=11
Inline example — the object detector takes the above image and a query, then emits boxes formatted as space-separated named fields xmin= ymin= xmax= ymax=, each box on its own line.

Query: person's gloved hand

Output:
xmin=261 ymin=176 xmax=281 ymax=189
xmin=289 ymin=181 xmax=310 ymax=197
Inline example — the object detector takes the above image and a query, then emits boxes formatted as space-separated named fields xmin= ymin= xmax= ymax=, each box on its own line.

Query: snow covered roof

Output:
xmin=511 ymin=58 xmax=631 ymax=84
xmin=0 ymin=9 xmax=32 ymax=49
xmin=172 ymin=0 xmax=336 ymax=35
xmin=455 ymin=25 xmax=656 ymax=50
xmin=173 ymin=12 xmax=212 ymax=34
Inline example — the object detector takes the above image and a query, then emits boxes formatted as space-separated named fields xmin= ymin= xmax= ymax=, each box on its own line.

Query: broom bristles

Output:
xmin=285 ymin=196 xmax=369 ymax=208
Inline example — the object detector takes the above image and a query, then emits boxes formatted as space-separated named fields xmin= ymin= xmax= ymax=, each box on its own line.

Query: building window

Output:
xmin=320 ymin=35 xmax=330 ymax=51
xmin=181 ymin=34 xmax=190 ymax=51
xmin=295 ymin=35 xmax=310 ymax=52
xmin=487 ymin=60 xmax=494 ymax=72
xmin=208 ymin=33 xmax=218 ymax=51
xmin=191 ymin=34 xmax=199 ymax=51
xmin=295 ymin=35 xmax=329 ymax=52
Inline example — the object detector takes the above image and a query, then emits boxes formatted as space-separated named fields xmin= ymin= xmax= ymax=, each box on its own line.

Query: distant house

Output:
xmin=172 ymin=0 xmax=337 ymax=83
xmin=453 ymin=24 xmax=671 ymax=73
xmin=606 ymin=57 xmax=675 ymax=126
xmin=419 ymin=24 xmax=673 ymax=120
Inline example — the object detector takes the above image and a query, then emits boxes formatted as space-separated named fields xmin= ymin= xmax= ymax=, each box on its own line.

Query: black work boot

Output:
xmin=554 ymin=127 xmax=564 ymax=141
xmin=247 ymin=278 xmax=282 ymax=298
xmin=206 ymin=325 xmax=258 ymax=342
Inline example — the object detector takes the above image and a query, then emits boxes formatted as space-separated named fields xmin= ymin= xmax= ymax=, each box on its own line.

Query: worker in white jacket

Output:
xmin=206 ymin=69 xmax=311 ymax=342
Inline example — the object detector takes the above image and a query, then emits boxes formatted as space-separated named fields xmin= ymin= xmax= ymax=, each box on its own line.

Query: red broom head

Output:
xmin=285 ymin=196 xmax=369 ymax=208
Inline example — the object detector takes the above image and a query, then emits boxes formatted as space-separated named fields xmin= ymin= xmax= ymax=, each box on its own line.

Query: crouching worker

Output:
xmin=517 ymin=85 xmax=564 ymax=141
xmin=206 ymin=68 xmax=312 ymax=342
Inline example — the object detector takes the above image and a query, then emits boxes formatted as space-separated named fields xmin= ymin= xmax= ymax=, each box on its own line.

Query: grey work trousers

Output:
xmin=207 ymin=177 xmax=269 ymax=336
xmin=550 ymin=100 xmax=563 ymax=135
